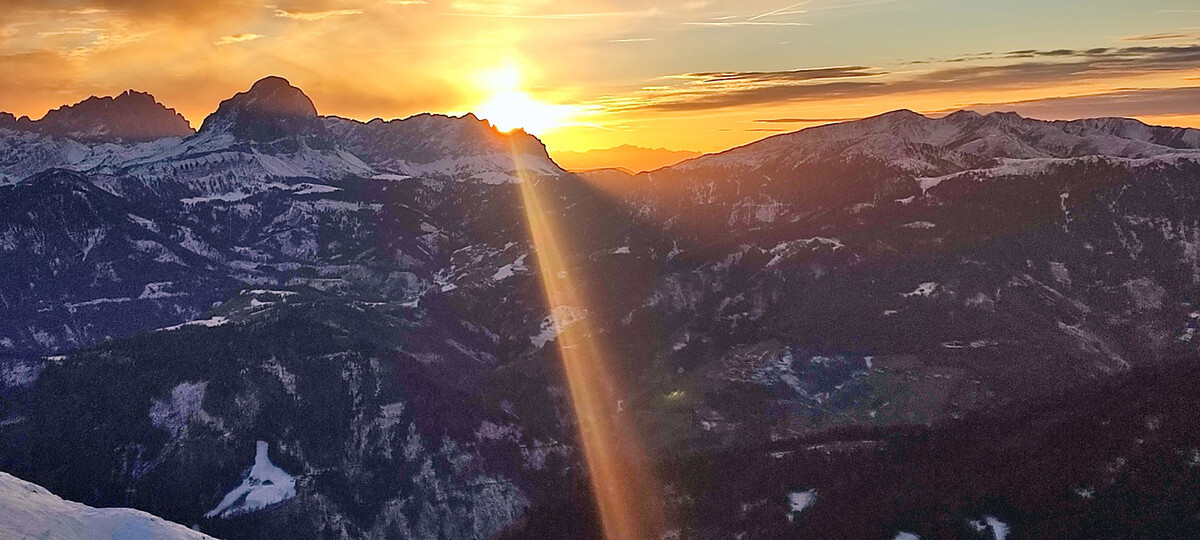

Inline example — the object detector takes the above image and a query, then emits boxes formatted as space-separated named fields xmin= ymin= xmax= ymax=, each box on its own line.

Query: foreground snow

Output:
xmin=0 ymin=471 xmax=213 ymax=539
xmin=205 ymin=441 xmax=297 ymax=519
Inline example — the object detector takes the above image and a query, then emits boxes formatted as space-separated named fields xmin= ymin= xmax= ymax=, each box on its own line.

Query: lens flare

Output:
xmin=512 ymin=145 xmax=666 ymax=540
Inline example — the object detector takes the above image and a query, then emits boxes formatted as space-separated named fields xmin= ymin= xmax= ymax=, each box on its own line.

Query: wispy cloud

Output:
xmin=597 ymin=45 xmax=1200 ymax=113
xmin=671 ymin=66 xmax=883 ymax=82
xmin=273 ymin=9 xmax=364 ymax=21
xmin=37 ymin=28 xmax=100 ymax=37
xmin=446 ymin=9 xmax=661 ymax=20
xmin=684 ymin=21 xmax=810 ymax=26
xmin=214 ymin=33 xmax=264 ymax=45
xmin=1122 ymin=32 xmax=1196 ymax=42
xmin=606 ymin=38 xmax=656 ymax=43
xmin=748 ymin=2 xmax=809 ymax=21
xmin=686 ymin=0 xmax=812 ymax=27
xmin=386 ymin=0 xmax=428 ymax=4
xmin=754 ymin=116 xmax=858 ymax=123
xmin=66 ymin=27 xmax=156 ymax=58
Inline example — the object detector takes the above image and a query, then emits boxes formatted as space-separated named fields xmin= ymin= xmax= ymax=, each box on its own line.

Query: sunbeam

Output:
xmin=512 ymin=143 xmax=667 ymax=540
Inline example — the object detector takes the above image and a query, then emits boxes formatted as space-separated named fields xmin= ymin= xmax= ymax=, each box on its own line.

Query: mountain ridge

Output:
xmin=5 ymin=77 xmax=1199 ymax=175
xmin=664 ymin=108 xmax=1200 ymax=175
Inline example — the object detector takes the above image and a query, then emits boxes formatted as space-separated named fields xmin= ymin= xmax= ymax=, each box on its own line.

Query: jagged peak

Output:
xmin=0 ymin=90 xmax=193 ymax=143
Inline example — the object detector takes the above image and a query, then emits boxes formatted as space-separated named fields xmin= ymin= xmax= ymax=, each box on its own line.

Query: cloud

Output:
xmin=386 ymin=0 xmax=428 ymax=4
xmin=214 ymin=33 xmax=264 ymax=45
xmin=4 ymin=0 xmax=258 ymax=22
xmin=683 ymin=21 xmax=810 ymax=26
xmin=600 ymin=45 xmax=1200 ymax=113
xmin=273 ymin=8 xmax=364 ymax=21
xmin=673 ymin=65 xmax=883 ymax=83
xmin=747 ymin=2 xmax=808 ymax=21
xmin=1122 ymin=32 xmax=1196 ymax=42
xmin=681 ymin=0 xmax=886 ymax=28
xmin=446 ymin=6 xmax=662 ymax=20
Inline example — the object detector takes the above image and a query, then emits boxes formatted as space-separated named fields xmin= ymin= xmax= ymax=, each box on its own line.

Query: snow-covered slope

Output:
xmin=0 ymin=471 xmax=214 ymax=540
xmin=672 ymin=109 xmax=1200 ymax=175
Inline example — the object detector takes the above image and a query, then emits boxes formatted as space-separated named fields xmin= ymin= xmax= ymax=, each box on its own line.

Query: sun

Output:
xmin=472 ymin=65 xmax=575 ymax=135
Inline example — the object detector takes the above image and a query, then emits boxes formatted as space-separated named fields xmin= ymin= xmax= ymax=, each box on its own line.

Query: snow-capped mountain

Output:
xmin=667 ymin=109 xmax=1200 ymax=175
xmin=2 ymin=84 xmax=1199 ymax=539
xmin=0 ymin=76 xmax=559 ymax=196
xmin=0 ymin=471 xmax=213 ymax=539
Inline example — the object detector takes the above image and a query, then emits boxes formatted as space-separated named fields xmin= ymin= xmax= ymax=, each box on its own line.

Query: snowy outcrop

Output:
xmin=0 ymin=471 xmax=214 ymax=539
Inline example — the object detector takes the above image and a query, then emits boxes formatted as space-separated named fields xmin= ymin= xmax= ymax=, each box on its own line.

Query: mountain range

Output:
xmin=1 ymin=76 xmax=1199 ymax=539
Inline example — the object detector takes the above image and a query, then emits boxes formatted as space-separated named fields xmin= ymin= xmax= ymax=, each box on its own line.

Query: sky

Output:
xmin=2 ymin=0 xmax=1200 ymax=157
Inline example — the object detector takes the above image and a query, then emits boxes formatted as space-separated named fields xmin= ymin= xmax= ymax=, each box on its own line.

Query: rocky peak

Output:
xmin=0 ymin=90 xmax=194 ymax=143
xmin=198 ymin=76 xmax=320 ymax=140
xmin=215 ymin=76 xmax=317 ymax=120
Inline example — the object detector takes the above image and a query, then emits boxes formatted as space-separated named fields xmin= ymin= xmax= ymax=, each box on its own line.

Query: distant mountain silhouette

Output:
xmin=551 ymin=144 xmax=700 ymax=173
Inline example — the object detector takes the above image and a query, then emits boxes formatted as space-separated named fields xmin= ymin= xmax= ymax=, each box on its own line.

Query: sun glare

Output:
xmin=472 ymin=65 xmax=575 ymax=135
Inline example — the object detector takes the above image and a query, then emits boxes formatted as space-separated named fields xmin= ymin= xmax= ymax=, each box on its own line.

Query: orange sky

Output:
xmin=2 ymin=0 xmax=1200 ymax=156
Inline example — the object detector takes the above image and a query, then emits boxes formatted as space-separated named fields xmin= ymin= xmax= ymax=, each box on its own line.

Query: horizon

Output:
xmin=3 ymin=0 xmax=1200 ymax=160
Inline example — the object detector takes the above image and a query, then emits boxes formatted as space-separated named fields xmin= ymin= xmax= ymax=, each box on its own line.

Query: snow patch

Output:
xmin=181 ymin=192 xmax=251 ymax=205
xmin=205 ymin=441 xmax=297 ymax=519
xmin=159 ymin=316 xmax=229 ymax=331
xmin=139 ymin=281 xmax=182 ymax=300
xmin=65 ymin=297 xmax=131 ymax=309
xmin=371 ymin=173 xmax=412 ymax=181
xmin=969 ymin=516 xmax=1010 ymax=540
xmin=785 ymin=489 xmax=817 ymax=521
xmin=917 ymin=176 xmax=948 ymax=194
xmin=292 ymin=183 xmax=341 ymax=195
xmin=491 ymin=254 xmax=528 ymax=281
xmin=531 ymin=306 xmax=587 ymax=349
xmin=902 ymin=282 xmax=938 ymax=297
